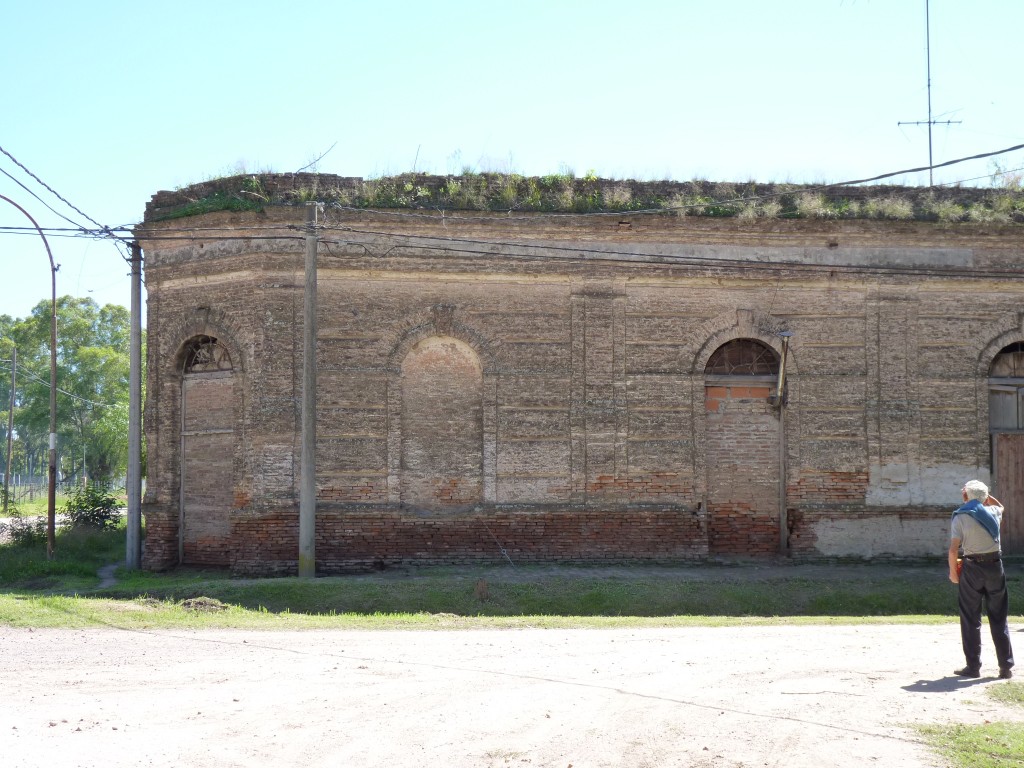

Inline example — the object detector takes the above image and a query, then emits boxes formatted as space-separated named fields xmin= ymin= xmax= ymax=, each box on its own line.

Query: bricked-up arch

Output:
xmin=179 ymin=335 xmax=236 ymax=565
xmin=399 ymin=336 xmax=484 ymax=509
xmin=704 ymin=338 xmax=782 ymax=555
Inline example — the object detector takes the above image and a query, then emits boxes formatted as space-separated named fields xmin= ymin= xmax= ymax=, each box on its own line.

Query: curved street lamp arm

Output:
xmin=0 ymin=193 xmax=59 ymax=559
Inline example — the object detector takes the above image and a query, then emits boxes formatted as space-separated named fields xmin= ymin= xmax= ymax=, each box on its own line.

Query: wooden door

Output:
xmin=994 ymin=432 xmax=1024 ymax=554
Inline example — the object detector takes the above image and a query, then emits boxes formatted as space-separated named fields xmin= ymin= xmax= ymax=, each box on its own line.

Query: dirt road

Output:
xmin=2 ymin=623 xmax=1022 ymax=767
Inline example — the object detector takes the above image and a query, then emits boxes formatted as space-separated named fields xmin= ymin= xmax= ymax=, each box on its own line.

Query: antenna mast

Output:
xmin=898 ymin=0 xmax=961 ymax=186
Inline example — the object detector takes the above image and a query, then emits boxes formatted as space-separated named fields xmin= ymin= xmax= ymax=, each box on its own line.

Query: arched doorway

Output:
xmin=704 ymin=338 xmax=781 ymax=555
xmin=179 ymin=335 xmax=235 ymax=564
xmin=988 ymin=342 xmax=1024 ymax=553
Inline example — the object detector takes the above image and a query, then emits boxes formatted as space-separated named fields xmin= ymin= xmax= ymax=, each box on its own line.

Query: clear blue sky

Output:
xmin=2 ymin=0 xmax=1023 ymax=321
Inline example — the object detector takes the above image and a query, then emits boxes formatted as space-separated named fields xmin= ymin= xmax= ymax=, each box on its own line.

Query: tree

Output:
xmin=1 ymin=297 xmax=141 ymax=483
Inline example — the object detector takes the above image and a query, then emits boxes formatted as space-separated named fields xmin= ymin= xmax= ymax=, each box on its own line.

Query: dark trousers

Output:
xmin=959 ymin=558 xmax=1015 ymax=671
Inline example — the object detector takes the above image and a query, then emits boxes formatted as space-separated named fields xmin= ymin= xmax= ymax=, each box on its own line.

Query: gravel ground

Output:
xmin=2 ymin=623 xmax=1023 ymax=768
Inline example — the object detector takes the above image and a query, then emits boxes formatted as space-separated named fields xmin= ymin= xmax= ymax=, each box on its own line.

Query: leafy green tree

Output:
xmin=1 ymin=297 xmax=142 ymax=482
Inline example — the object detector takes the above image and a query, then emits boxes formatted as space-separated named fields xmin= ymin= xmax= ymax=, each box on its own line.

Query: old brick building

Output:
xmin=136 ymin=174 xmax=1024 ymax=573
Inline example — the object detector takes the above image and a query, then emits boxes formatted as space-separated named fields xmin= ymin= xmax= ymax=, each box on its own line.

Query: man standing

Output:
xmin=948 ymin=479 xmax=1015 ymax=679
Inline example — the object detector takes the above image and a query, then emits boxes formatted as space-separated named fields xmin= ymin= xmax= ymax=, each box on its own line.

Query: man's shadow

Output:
xmin=902 ymin=675 xmax=995 ymax=693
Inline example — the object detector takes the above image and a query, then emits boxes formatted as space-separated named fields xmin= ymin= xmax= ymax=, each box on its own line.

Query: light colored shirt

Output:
xmin=951 ymin=503 xmax=1003 ymax=556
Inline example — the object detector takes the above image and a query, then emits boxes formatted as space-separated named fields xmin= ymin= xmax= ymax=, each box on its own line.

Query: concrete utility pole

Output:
xmin=125 ymin=242 xmax=143 ymax=569
xmin=298 ymin=203 xmax=321 ymax=577
xmin=3 ymin=347 xmax=14 ymax=514
xmin=0 ymin=193 xmax=58 ymax=558
xmin=775 ymin=331 xmax=792 ymax=556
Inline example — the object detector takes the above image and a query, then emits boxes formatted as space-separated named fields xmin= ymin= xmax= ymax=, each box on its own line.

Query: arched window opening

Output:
xmin=183 ymin=335 xmax=233 ymax=374
xmin=990 ymin=342 xmax=1024 ymax=379
xmin=989 ymin=343 xmax=1024 ymax=553
xmin=989 ymin=342 xmax=1024 ymax=431
xmin=705 ymin=338 xmax=779 ymax=376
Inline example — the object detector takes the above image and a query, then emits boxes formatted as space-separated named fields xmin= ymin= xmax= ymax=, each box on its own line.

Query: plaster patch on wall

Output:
xmin=812 ymin=517 xmax=945 ymax=558
xmin=866 ymin=463 xmax=990 ymax=506
xmin=254 ymin=444 xmax=295 ymax=497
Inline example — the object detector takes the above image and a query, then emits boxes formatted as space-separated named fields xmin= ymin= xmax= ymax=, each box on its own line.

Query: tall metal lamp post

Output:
xmin=0 ymin=193 xmax=59 ymax=558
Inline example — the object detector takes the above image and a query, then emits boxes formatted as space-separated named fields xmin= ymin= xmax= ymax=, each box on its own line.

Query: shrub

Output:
xmin=1 ymin=489 xmax=44 ymax=546
xmin=927 ymin=198 xmax=966 ymax=222
xmin=864 ymin=196 xmax=914 ymax=220
xmin=0 ymin=512 xmax=47 ymax=546
xmin=795 ymin=193 xmax=839 ymax=219
xmin=62 ymin=484 xmax=121 ymax=530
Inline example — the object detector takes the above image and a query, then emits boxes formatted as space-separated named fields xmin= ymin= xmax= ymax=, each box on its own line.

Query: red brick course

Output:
xmin=228 ymin=505 xmax=707 ymax=575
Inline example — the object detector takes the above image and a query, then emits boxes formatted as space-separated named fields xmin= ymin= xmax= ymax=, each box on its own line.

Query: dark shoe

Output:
xmin=999 ymin=668 xmax=1013 ymax=680
xmin=955 ymin=666 xmax=981 ymax=678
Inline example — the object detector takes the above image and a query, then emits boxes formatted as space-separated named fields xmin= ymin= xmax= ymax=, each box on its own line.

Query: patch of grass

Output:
xmin=155 ymin=190 xmax=264 ymax=220
xmin=8 ymin=492 xmax=72 ymax=516
xmin=5 ymin=551 xmax=1024 ymax=629
xmin=0 ymin=524 xmax=124 ymax=587
xmin=5 ymin=532 xmax=1024 ymax=630
xmin=919 ymin=678 xmax=1024 ymax=768
xmin=989 ymin=681 xmax=1024 ymax=708
xmin=918 ymin=722 xmax=1024 ymax=768
xmin=82 ymin=568 xmax=991 ymax=619
xmin=0 ymin=590 xmax=967 ymax=631
xmin=152 ymin=171 xmax=1024 ymax=224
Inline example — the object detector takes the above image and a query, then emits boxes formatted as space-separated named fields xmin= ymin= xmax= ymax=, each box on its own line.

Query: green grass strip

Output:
xmin=918 ymin=721 xmax=1024 ymax=768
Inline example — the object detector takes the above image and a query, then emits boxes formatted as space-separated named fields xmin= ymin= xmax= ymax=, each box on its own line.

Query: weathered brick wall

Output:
xmin=136 ymin=196 xmax=1024 ymax=572
xmin=226 ymin=506 xmax=707 ymax=575
xmin=789 ymin=471 xmax=869 ymax=504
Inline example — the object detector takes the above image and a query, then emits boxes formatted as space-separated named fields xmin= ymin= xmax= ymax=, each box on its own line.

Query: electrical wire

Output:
xmin=112 ymin=220 xmax=1024 ymax=281
xmin=0 ymin=144 xmax=111 ymax=233
xmin=0 ymin=145 xmax=134 ymax=264
xmin=0 ymin=360 xmax=121 ymax=409
xmin=936 ymin=166 xmax=1024 ymax=188
xmin=0 ymin=167 xmax=92 ymax=233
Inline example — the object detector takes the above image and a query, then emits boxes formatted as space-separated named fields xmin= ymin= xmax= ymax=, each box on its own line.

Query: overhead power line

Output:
xmin=0 ymin=144 xmax=109 ymax=232
xmin=0 ymin=167 xmax=93 ymax=233
xmin=0 ymin=360 xmax=119 ymax=409
xmin=0 ymin=144 xmax=133 ymax=263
